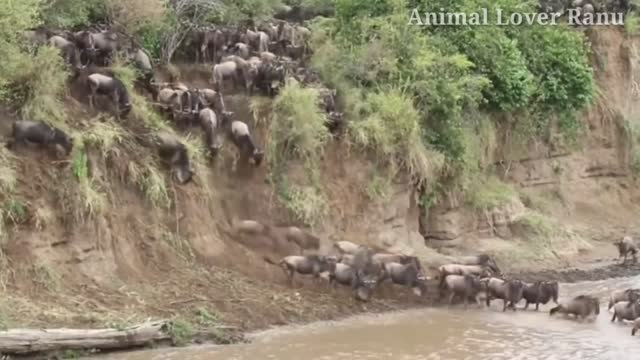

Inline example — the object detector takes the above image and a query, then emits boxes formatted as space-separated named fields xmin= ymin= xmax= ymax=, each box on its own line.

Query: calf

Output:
xmin=7 ymin=120 xmax=73 ymax=155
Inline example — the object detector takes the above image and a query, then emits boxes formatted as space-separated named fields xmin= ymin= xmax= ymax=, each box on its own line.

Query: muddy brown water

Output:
xmin=96 ymin=275 xmax=640 ymax=360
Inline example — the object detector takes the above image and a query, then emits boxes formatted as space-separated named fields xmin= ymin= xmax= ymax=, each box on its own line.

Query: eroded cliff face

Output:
xmin=417 ymin=27 xmax=640 ymax=268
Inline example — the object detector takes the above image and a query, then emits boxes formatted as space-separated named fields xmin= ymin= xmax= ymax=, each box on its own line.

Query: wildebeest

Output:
xmin=231 ymin=42 xmax=251 ymax=59
xmin=608 ymin=288 xmax=640 ymax=310
xmin=438 ymin=264 xmax=492 ymax=288
xmin=198 ymin=88 xmax=226 ymax=113
xmin=328 ymin=262 xmax=380 ymax=301
xmin=632 ymin=317 xmax=640 ymax=336
xmin=197 ymin=28 xmax=226 ymax=63
xmin=229 ymin=120 xmax=264 ymax=166
xmin=212 ymin=61 xmax=240 ymax=91
xmin=154 ymin=132 xmax=194 ymax=184
xmin=349 ymin=245 xmax=386 ymax=300
xmin=72 ymin=30 xmax=123 ymax=66
xmin=615 ymin=236 xmax=638 ymax=263
xmin=6 ymin=120 xmax=73 ymax=155
xmin=199 ymin=108 xmax=231 ymax=157
xmin=87 ymin=73 xmax=132 ymax=119
xmin=441 ymin=274 xmax=485 ymax=308
xmin=484 ymin=277 xmax=524 ymax=311
xmin=383 ymin=262 xmax=428 ymax=296
xmin=611 ymin=300 xmax=640 ymax=322
xmin=521 ymin=281 xmax=559 ymax=310
xmin=372 ymin=254 xmax=421 ymax=271
xmin=456 ymin=254 xmax=501 ymax=275
xmin=333 ymin=240 xmax=360 ymax=255
xmin=48 ymin=35 xmax=83 ymax=69
xmin=284 ymin=226 xmax=321 ymax=255
xmin=329 ymin=262 xmax=357 ymax=288
xmin=276 ymin=255 xmax=335 ymax=285
xmin=255 ymin=63 xmax=286 ymax=96
xmin=232 ymin=219 xmax=272 ymax=237
xmin=550 ymin=295 xmax=600 ymax=320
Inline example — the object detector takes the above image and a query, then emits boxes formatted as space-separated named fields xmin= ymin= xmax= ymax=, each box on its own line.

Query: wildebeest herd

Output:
xmin=262 ymin=232 xmax=640 ymax=337
xmin=8 ymin=19 xmax=343 ymax=184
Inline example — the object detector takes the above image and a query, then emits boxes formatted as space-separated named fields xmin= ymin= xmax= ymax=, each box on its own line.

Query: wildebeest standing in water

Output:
xmin=608 ymin=288 xmax=640 ymax=310
xmin=549 ymin=295 xmax=600 ymax=321
xmin=154 ymin=131 xmax=194 ymax=184
xmin=611 ymin=300 xmax=640 ymax=322
xmin=441 ymin=274 xmax=485 ymax=309
xmin=522 ymin=281 xmax=559 ymax=310
xmin=614 ymin=236 xmax=638 ymax=263
xmin=87 ymin=73 xmax=132 ymax=119
xmin=6 ymin=120 xmax=73 ymax=156
xmin=484 ymin=277 xmax=524 ymax=311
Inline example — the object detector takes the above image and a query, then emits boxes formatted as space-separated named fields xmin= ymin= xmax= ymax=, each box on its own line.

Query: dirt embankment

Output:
xmin=0 ymin=26 xmax=638 ymax=358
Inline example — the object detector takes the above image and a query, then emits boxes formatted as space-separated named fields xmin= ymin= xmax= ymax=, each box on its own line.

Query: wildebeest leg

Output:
xmin=448 ymin=292 xmax=455 ymax=307
xmin=611 ymin=312 xmax=616 ymax=322
xmin=503 ymin=299 xmax=508 ymax=312
xmin=112 ymin=91 xmax=121 ymax=120
xmin=535 ymin=302 xmax=540 ymax=311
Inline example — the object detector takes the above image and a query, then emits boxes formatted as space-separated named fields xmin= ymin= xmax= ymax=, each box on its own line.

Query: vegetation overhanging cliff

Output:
xmin=0 ymin=0 xmax=639 ymax=355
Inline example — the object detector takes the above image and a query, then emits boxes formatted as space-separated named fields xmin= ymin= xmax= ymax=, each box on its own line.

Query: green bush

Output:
xmin=40 ymin=0 xmax=106 ymax=28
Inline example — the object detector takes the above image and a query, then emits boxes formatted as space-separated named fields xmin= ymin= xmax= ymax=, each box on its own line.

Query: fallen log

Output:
xmin=0 ymin=320 xmax=171 ymax=355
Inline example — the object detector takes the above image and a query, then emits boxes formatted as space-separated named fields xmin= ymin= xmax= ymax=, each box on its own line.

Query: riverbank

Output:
xmin=3 ymin=241 xmax=640 ymax=359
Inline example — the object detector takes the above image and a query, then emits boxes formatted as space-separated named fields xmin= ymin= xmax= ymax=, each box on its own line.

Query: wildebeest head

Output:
xmin=220 ymin=110 xmax=234 ymax=127
xmin=252 ymin=150 xmax=264 ymax=167
xmin=53 ymin=128 xmax=74 ymax=155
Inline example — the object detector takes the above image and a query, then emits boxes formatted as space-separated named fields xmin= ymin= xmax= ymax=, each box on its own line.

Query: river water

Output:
xmin=96 ymin=275 xmax=640 ymax=360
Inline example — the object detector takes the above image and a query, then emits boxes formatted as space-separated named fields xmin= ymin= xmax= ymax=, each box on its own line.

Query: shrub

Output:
xmin=103 ymin=0 xmax=166 ymax=34
xmin=40 ymin=0 xmax=106 ymax=28
xmin=349 ymin=89 xmax=444 ymax=184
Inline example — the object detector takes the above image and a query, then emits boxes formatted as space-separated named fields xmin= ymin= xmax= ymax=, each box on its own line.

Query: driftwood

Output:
xmin=0 ymin=320 xmax=171 ymax=355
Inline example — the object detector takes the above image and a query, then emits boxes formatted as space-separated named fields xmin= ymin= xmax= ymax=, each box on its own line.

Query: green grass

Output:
xmin=70 ymin=145 xmax=107 ymax=220
xmin=165 ymin=318 xmax=195 ymax=347
xmin=20 ymin=46 xmax=71 ymax=131
xmin=0 ymin=145 xmax=18 ymax=195
xmin=348 ymin=89 xmax=444 ymax=186
xmin=128 ymin=161 xmax=171 ymax=208
xmin=266 ymin=79 xmax=332 ymax=225
xmin=4 ymin=198 xmax=28 ymax=225
xmin=515 ymin=212 xmax=558 ymax=238
xmin=465 ymin=174 xmax=518 ymax=210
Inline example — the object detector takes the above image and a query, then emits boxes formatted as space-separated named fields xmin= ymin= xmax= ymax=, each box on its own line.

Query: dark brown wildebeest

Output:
xmin=521 ymin=281 xmax=559 ymax=310
xmin=154 ymin=131 xmax=194 ymax=184
xmin=382 ymin=262 xmax=429 ymax=297
xmin=484 ymin=277 xmax=524 ymax=312
xmin=6 ymin=120 xmax=73 ymax=156
xmin=550 ymin=295 xmax=600 ymax=321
